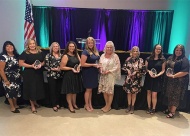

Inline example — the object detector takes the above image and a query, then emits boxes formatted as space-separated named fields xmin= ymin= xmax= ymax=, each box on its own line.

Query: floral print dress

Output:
xmin=0 ymin=54 xmax=21 ymax=98
xmin=122 ymin=57 xmax=146 ymax=94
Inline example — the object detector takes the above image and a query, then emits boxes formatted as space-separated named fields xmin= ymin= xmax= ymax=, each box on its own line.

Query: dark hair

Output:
xmin=64 ymin=41 xmax=78 ymax=57
xmin=172 ymin=44 xmax=186 ymax=60
xmin=149 ymin=44 xmax=165 ymax=60
xmin=1 ymin=41 xmax=19 ymax=57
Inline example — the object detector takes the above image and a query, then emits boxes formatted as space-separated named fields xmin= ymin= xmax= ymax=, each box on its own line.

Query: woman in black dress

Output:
xmin=164 ymin=45 xmax=189 ymax=118
xmin=19 ymin=39 xmax=45 ymax=114
xmin=60 ymin=41 xmax=82 ymax=113
xmin=144 ymin=44 xmax=166 ymax=115
xmin=0 ymin=41 xmax=21 ymax=113
xmin=81 ymin=37 xmax=100 ymax=112
xmin=44 ymin=42 xmax=63 ymax=112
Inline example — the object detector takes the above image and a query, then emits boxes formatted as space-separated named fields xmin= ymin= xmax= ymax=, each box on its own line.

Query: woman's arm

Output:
xmin=108 ymin=54 xmax=121 ymax=73
xmin=19 ymin=60 xmax=33 ymax=68
xmin=81 ymin=54 xmax=97 ymax=67
xmin=60 ymin=55 xmax=73 ymax=71
xmin=0 ymin=61 xmax=10 ymax=86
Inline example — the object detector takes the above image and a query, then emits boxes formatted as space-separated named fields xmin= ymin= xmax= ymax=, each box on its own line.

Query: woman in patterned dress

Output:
xmin=144 ymin=44 xmax=166 ymax=115
xmin=122 ymin=46 xmax=146 ymax=114
xmin=164 ymin=44 xmax=189 ymax=118
xmin=44 ymin=42 xmax=63 ymax=112
xmin=0 ymin=41 xmax=21 ymax=113
xmin=81 ymin=37 xmax=100 ymax=112
xmin=98 ymin=41 xmax=121 ymax=113
xmin=19 ymin=39 xmax=45 ymax=114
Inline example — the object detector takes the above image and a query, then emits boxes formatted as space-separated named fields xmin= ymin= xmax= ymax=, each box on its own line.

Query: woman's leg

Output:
xmin=30 ymin=100 xmax=37 ymax=113
xmin=102 ymin=93 xmax=108 ymax=111
xmin=84 ymin=88 xmax=92 ymax=111
xmin=130 ymin=93 xmax=137 ymax=114
xmin=151 ymin=92 xmax=157 ymax=114
xmin=147 ymin=90 xmax=151 ymax=109
xmin=8 ymin=98 xmax=16 ymax=111
xmin=126 ymin=93 xmax=132 ymax=112
xmin=103 ymin=93 xmax=113 ymax=112
xmin=72 ymin=94 xmax=79 ymax=109
xmin=89 ymin=90 xmax=93 ymax=110
xmin=67 ymin=94 xmax=75 ymax=112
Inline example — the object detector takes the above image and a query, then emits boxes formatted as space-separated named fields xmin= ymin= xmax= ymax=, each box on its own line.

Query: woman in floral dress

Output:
xmin=122 ymin=46 xmax=146 ymax=114
xmin=98 ymin=41 xmax=121 ymax=113
xmin=0 ymin=41 xmax=21 ymax=113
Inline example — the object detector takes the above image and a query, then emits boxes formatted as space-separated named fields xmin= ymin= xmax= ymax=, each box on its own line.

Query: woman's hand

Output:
xmin=33 ymin=63 xmax=41 ymax=69
xmin=72 ymin=68 xmax=79 ymax=73
xmin=167 ymin=74 xmax=174 ymax=78
xmin=4 ymin=80 xmax=10 ymax=87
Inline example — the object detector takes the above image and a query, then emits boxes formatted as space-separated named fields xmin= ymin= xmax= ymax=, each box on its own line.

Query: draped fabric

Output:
xmin=33 ymin=7 xmax=173 ymax=53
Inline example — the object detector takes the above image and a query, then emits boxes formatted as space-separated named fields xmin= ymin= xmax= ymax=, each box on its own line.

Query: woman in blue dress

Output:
xmin=0 ymin=41 xmax=21 ymax=113
xmin=81 ymin=37 xmax=100 ymax=112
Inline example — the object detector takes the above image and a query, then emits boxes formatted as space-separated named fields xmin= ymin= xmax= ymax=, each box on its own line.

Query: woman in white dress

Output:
xmin=98 ymin=41 xmax=121 ymax=113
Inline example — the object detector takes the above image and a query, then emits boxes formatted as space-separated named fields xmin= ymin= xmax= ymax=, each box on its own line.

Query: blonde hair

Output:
xmin=130 ymin=46 xmax=140 ymax=57
xmin=103 ymin=41 xmax=115 ymax=53
xmin=25 ymin=39 xmax=41 ymax=54
xmin=49 ymin=42 xmax=61 ymax=56
xmin=85 ymin=37 xmax=99 ymax=56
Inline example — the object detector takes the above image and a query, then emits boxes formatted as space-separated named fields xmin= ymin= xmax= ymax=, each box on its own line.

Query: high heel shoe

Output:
xmin=68 ymin=108 xmax=75 ymax=113
xmin=84 ymin=106 xmax=92 ymax=112
xmin=11 ymin=109 xmax=20 ymax=113
xmin=74 ymin=106 xmax=80 ymax=110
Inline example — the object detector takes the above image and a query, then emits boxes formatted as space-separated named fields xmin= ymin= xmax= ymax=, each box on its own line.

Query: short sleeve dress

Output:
xmin=144 ymin=57 xmax=165 ymax=92
xmin=19 ymin=51 xmax=45 ymax=101
xmin=0 ymin=54 xmax=21 ymax=98
xmin=61 ymin=54 xmax=83 ymax=94
xmin=81 ymin=49 xmax=100 ymax=88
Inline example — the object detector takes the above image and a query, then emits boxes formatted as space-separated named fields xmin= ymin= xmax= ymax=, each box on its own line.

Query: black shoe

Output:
xmin=16 ymin=105 xmax=25 ymax=109
xmin=11 ymin=109 xmax=20 ymax=113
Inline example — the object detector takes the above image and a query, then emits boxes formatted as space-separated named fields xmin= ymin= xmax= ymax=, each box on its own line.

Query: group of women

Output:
xmin=0 ymin=38 xmax=189 ymax=119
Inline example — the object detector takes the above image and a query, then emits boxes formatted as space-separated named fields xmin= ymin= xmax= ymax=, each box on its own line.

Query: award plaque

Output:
xmin=74 ymin=64 xmax=79 ymax=71
xmin=150 ymin=68 xmax=157 ymax=76
xmin=34 ymin=60 xmax=41 ymax=67
xmin=166 ymin=68 xmax=173 ymax=76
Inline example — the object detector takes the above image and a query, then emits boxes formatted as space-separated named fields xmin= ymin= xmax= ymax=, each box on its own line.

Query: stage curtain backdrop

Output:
xmin=33 ymin=6 xmax=173 ymax=53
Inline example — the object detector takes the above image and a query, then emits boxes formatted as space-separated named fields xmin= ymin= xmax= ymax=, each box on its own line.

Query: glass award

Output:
xmin=166 ymin=68 xmax=173 ymax=76
xmin=74 ymin=64 xmax=79 ymax=71
xmin=34 ymin=60 xmax=41 ymax=67
xmin=151 ymin=68 xmax=157 ymax=76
